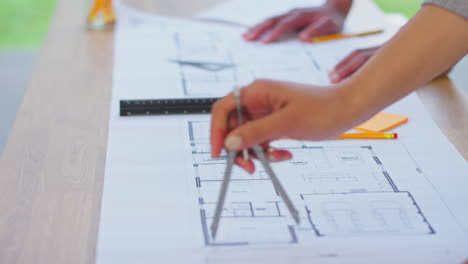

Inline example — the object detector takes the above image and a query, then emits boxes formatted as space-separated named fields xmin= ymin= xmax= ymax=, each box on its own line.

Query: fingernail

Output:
xmin=329 ymin=71 xmax=340 ymax=82
xmin=298 ymin=34 xmax=308 ymax=41
xmin=267 ymin=152 xmax=279 ymax=162
xmin=244 ymin=164 xmax=255 ymax=174
xmin=261 ymin=36 xmax=272 ymax=43
xmin=244 ymin=167 xmax=254 ymax=174
xmin=225 ymin=136 xmax=242 ymax=150
xmin=267 ymin=151 xmax=292 ymax=162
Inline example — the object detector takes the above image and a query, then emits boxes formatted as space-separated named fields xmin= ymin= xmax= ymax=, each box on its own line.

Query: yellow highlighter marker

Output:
xmin=311 ymin=29 xmax=384 ymax=43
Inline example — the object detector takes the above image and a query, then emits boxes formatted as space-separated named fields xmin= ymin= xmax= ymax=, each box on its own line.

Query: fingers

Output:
xmin=298 ymin=16 xmax=339 ymax=41
xmin=329 ymin=46 xmax=379 ymax=83
xmin=243 ymin=17 xmax=280 ymax=41
xmin=243 ymin=11 xmax=304 ymax=44
xmin=330 ymin=54 xmax=367 ymax=83
xmin=262 ymin=14 xmax=306 ymax=43
xmin=210 ymin=80 xmax=273 ymax=158
xmin=225 ymin=108 xmax=293 ymax=150
xmin=210 ymin=79 xmax=292 ymax=164
xmin=235 ymin=156 xmax=255 ymax=174
xmin=243 ymin=5 xmax=349 ymax=44
xmin=266 ymin=148 xmax=293 ymax=162
xmin=234 ymin=148 xmax=292 ymax=174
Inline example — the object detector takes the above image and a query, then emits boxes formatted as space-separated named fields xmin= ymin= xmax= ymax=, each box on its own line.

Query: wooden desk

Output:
xmin=0 ymin=0 xmax=466 ymax=263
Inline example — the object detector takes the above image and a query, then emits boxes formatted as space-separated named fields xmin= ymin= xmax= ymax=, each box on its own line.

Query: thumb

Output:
xmin=224 ymin=109 xmax=292 ymax=150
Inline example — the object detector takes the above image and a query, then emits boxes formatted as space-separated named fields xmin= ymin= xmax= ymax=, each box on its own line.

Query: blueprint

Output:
xmin=113 ymin=23 xmax=328 ymax=100
xmin=97 ymin=93 xmax=468 ymax=263
xmin=112 ymin=11 xmax=398 ymax=101
xmin=188 ymin=121 xmax=435 ymax=246
xmin=97 ymin=10 xmax=468 ymax=264
xmin=195 ymin=0 xmax=389 ymax=33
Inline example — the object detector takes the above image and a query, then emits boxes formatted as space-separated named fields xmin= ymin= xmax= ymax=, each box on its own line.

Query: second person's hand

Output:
xmin=328 ymin=45 xmax=454 ymax=84
xmin=329 ymin=46 xmax=380 ymax=83
xmin=243 ymin=0 xmax=352 ymax=44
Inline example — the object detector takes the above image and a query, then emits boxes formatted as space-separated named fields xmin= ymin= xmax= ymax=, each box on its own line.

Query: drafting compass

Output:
xmin=210 ymin=87 xmax=300 ymax=240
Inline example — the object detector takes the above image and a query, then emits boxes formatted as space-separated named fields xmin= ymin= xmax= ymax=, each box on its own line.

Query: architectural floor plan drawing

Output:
xmin=188 ymin=121 xmax=434 ymax=246
xmin=171 ymin=30 xmax=331 ymax=97
xmin=173 ymin=31 xmax=238 ymax=96
xmin=113 ymin=22 xmax=338 ymax=100
xmin=98 ymin=12 xmax=468 ymax=263
xmin=302 ymin=192 xmax=433 ymax=237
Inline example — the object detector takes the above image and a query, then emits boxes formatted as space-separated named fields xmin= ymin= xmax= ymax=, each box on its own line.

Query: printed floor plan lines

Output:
xmin=173 ymin=32 xmax=239 ymax=97
xmin=302 ymin=192 xmax=434 ymax=237
xmin=98 ymin=14 xmax=468 ymax=262
xmin=169 ymin=29 xmax=331 ymax=97
xmin=188 ymin=121 xmax=435 ymax=246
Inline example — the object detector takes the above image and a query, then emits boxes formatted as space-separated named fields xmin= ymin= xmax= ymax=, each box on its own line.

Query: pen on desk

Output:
xmin=282 ymin=132 xmax=398 ymax=141
xmin=311 ymin=29 xmax=384 ymax=43
xmin=336 ymin=132 xmax=398 ymax=140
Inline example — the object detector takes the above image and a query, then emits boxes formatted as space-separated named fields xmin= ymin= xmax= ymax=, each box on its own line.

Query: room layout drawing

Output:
xmin=188 ymin=121 xmax=435 ymax=246
xmin=172 ymin=31 xmax=329 ymax=97
xmin=173 ymin=32 xmax=238 ymax=97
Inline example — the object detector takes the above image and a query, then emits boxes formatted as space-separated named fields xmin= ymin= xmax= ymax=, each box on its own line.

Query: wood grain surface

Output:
xmin=0 ymin=0 xmax=466 ymax=263
xmin=417 ymin=78 xmax=468 ymax=158
xmin=0 ymin=0 xmax=112 ymax=263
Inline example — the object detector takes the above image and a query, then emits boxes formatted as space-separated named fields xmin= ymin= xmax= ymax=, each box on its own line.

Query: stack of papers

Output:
xmin=97 ymin=1 xmax=468 ymax=263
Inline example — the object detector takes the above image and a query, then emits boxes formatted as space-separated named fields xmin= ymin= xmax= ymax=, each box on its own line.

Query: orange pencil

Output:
xmin=281 ymin=132 xmax=398 ymax=141
xmin=335 ymin=132 xmax=398 ymax=140
xmin=311 ymin=29 xmax=384 ymax=43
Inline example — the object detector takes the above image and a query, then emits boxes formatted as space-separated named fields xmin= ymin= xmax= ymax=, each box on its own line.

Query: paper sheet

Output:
xmin=195 ymin=0 xmax=389 ymax=33
xmin=97 ymin=103 xmax=468 ymax=263
xmin=116 ymin=0 xmax=397 ymax=33
xmin=112 ymin=17 xmax=398 ymax=100
xmin=97 ymin=13 xmax=468 ymax=264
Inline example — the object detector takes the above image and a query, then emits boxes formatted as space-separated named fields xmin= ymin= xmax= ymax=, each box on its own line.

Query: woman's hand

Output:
xmin=210 ymin=79 xmax=364 ymax=172
xmin=328 ymin=45 xmax=454 ymax=84
xmin=330 ymin=46 xmax=380 ymax=83
xmin=220 ymin=111 xmax=294 ymax=174
xmin=243 ymin=0 xmax=352 ymax=43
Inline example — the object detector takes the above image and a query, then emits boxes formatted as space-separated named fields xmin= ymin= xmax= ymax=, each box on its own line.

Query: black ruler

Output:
xmin=120 ymin=98 xmax=220 ymax=116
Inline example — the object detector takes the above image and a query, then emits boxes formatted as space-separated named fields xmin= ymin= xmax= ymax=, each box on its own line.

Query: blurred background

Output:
xmin=0 ymin=0 xmax=438 ymax=154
